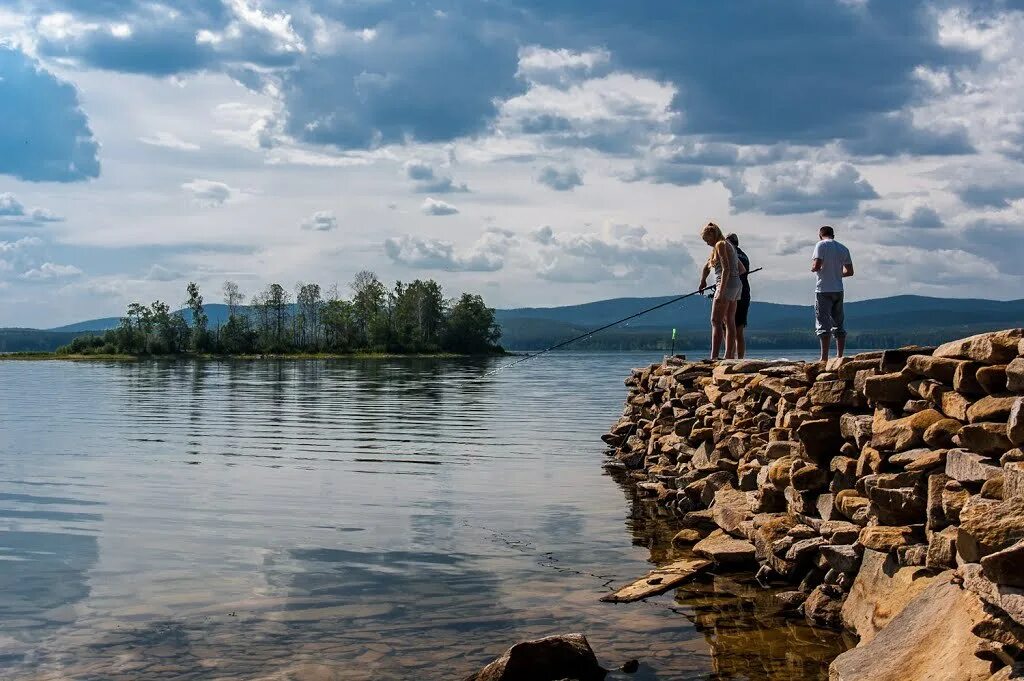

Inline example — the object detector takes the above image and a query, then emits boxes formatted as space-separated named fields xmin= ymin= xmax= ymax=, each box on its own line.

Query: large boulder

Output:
xmin=858 ymin=525 xmax=915 ymax=552
xmin=710 ymin=485 xmax=753 ymax=536
xmin=841 ymin=549 xmax=937 ymax=644
xmin=466 ymin=634 xmax=607 ymax=681
xmin=981 ymin=539 xmax=1024 ymax=588
xmin=946 ymin=449 xmax=1003 ymax=485
xmin=1008 ymin=357 xmax=1024 ymax=392
xmin=959 ymin=423 xmax=1014 ymax=456
xmin=924 ymin=418 xmax=963 ymax=449
xmin=933 ymin=329 xmax=1022 ymax=364
xmin=693 ymin=529 xmax=756 ymax=564
xmin=864 ymin=372 xmax=912 ymax=403
xmin=872 ymin=409 xmax=945 ymax=452
xmin=958 ymin=495 xmax=1024 ymax=562
xmin=830 ymin=572 xmax=993 ymax=681
xmin=906 ymin=354 xmax=967 ymax=383
xmin=1009 ymin=398 xmax=1024 ymax=447
xmin=967 ymin=395 xmax=1019 ymax=424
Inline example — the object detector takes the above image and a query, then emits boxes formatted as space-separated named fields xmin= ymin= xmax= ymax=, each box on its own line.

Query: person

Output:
xmin=698 ymin=222 xmax=745 ymax=360
xmin=726 ymin=233 xmax=751 ymax=359
xmin=811 ymin=225 xmax=854 ymax=361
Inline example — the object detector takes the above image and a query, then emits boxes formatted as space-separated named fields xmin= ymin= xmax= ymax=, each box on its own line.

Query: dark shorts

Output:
xmin=735 ymin=297 xmax=750 ymax=327
xmin=815 ymin=291 xmax=846 ymax=338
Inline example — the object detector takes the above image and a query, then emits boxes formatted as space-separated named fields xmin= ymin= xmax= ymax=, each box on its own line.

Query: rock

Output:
xmin=889 ymin=447 xmax=945 ymax=471
xmin=906 ymin=354 xmax=968 ymax=383
xmin=1006 ymin=461 xmax=1024 ymax=500
xmin=791 ymin=463 xmax=828 ymax=491
xmin=864 ymin=372 xmax=912 ymax=403
xmin=946 ymin=449 xmax=1003 ymax=484
xmin=981 ymin=539 xmax=1024 ymax=588
xmin=981 ymin=475 xmax=1004 ymax=500
xmin=466 ymin=633 xmax=608 ymax=681
xmin=820 ymin=520 xmax=861 ymax=544
xmin=1005 ymin=449 xmax=1024 ymax=465
xmin=775 ymin=590 xmax=806 ymax=611
xmin=785 ymin=536 xmax=827 ymax=563
xmin=840 ymin=549 xmax=937 ymax=643
xmin=960 ymin=562 xmax=1024 ymax=630
xmin=671 ymin=529 xmax=702 ymax=547
xmin=960 ymin=423 xmax=1014 ymax=456
xmin=751 ymin=514 xmax=799 ymax=561
xmin=1009 ymin=357 xmax=1024 ymax=392
xmin=803 ymin=584 xmax=844 ymax=628
xmin=797 ymin=418 xmax=846 ymax=459
xmin=1009 ymin=398 xmax=1024 ymax=447
xmin=880 ymin=347 xmax=935 ymax=373
xmin=933 ymin=328 xmax=1023 ymax=364
xmin=968 ymin=395 xmax=1019 ymax=424
xmin=924 ymin=418 xmax=963 ymax=449
xmin=867 ymin=485 xmax=926 ymax=525
xmin=896 ymin=543 xmax=928 ymax=567
xmin=977 ymin=365 xmax=1010 ymax=395
xmin=820 ymin=544 xmax=862 ymax=573
xmin=954 ymin=361 xmax=986 ymax=395
xmin=836 ymin=489 xmax=870 ymax=523
xmin=692 ymin=529 xmax=756 ymax=565
xmin=927 ymin=526 xmax=958 ymax=569
xmin=958 ymin=495 xmax=1024 ymax=562
xmin=856 ymin=446 xmax=885 ymax=477
xmin=711 ymin=485 xmax=753 ymax=536
xmin=808 ymin=379 xmax=853 ymax=405
xmin=939 ymin=388 xmax=974 ymax=423
xmin=943 ymin=480 xmax=971 ymax=525
xmin=840 ymin=413 xmax=874 ymax=448
xmin=830 ymin=572 xmax=993 ymax=681
xmin=872 ymin=409 xmax=945 ymax=452
xmin=601 ymin=558 xmax=712 ymax=603
xmin=816 ymin=493 xmax=836 ymax=520
xmin=927 ymin=472 xmax=951 ymax=530
xmin=858 ymin=526 xmax=915 ymax=552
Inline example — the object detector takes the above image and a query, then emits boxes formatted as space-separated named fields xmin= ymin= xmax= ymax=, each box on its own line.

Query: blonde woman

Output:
xmin=698 ymin=222 xmax=745 ymax=360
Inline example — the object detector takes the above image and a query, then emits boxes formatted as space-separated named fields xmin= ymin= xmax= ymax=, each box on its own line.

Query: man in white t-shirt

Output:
xmin=811 ymin=225 xmax=854 ymax=362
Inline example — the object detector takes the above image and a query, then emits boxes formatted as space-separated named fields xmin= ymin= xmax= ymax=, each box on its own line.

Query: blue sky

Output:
xmin=1 ymin=0 xmax=1023 ymax=327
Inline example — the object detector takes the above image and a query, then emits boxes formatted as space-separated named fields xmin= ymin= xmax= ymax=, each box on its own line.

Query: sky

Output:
xmin=2 ymin=0 xmax=1024 ymax=328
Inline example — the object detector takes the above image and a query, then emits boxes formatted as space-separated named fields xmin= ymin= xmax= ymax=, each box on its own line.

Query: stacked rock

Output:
xmin=603 ymin=329 xmax=1024 ymax=674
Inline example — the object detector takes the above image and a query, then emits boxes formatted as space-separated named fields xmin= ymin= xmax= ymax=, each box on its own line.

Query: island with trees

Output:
xmin=51 ymin=271 xmax=503 ymax=358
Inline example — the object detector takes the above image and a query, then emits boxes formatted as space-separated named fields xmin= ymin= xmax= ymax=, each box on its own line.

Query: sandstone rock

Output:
xmin=856 ymin=446 xmax=885 ymax=477
xmin=933 ymin=328 xmax=1023 ymax=364
xmin=671 ymin=529 xmax=703 ymax=547
xmin=765 ymin=440 xmax=802 ymax=459
xmin=692 ymin=529 xmax=756 ymax=565
xmin=820 ymin=520 xmax=861 ymax=544
xmin=1004 ymin=449 xmax=1024 ymax=465
xmin=960 ymin=423 xmax=1014 ymax=456
xmin=961 ymin=562 xmax=1024 ymax=630
xmin=924 ymin=418 xmax=963 ymax=449
xmin=820 ymin=544 xmax=862 ymax=574
xmin=982 ymin=475 xmax=1004 ymax=500
xmin=830 ymin=572 xmax=993 ymax=681
xmin=968 ymin=395 xmax=1019 ymax=424
xmin=796 ymin=418 xmax=845 ymax=459
xmin=858 ymin=525 xmax=915 ymax=552
xmin=864 ymin=372 xmax=912 ymax=403
xmin=954 ymin=360 xmax=986 ymax=395
xmin=808 ymin=379 xmax=853 ymax=406
xmin=785 ymin=536 xmax=827 ymax=563
xmin=466 ymin=633 xmax=608 ymax=681
xmin=791 ymin=463 xmax=828 ymax=491
xmin=872 ymin=408 xmax=945 ymax=452
xmin=981 ymin=539 xmax=1024 ymax=588
xmin=840 ymin=413 xmax=873 ymax=448
xmin=679 ymin=509 xmax=718 ymax=536
xmin=889 ymin=447 xmax=944 ymax=470
xmin=867 ymin=485 xmax=926 ymax=526
xmin=977 ymin=365 xmax=1010 ymax=395
xmin=927 ymin=526 xmax=958 ymax=570
xmin=896 ymin=543 xmax=928 ymax=567
xmin=1009 ymin=357 xmax=1024 ymax=392
xmin=927 ymin=472 xmax=951 ymax=531
xmin=906 ymin=354 xmax=967 ymax=383
xmin=943 ymin=480 xmax=971 ymax=525
xmin=752 ymin=514 xmax=799 ymax=561
xmin=836 ymin=489 xmax=870 ymax=523
xmin=784 ymin=486 xmax=815 ymax=516
xmin=958 ymin=495 xmax=1024 ymax=562
xmin=938 ymin=387 xmax=973 ymax=422
xmin=803 ymin=584 xmax=844 ymax=628
xmin=816 ymin=492 xmax=836 ymax=521
xmin=946 ymin=449 xmax=1003 ymax=484
xmin=903 ymin=399 xmax=931 ymax=414
xmin=711 ymin=485 xmax=753 ymax=536
xmin=880 ymin=347 xmax=935 ymax=373
xmin=1009 ymin=398 xmax=1024 ymax=447
xmin=1006 ymin=461 xmax=1024 ymax=500
xmin=840 ymin=549 xmax=937 ymax=644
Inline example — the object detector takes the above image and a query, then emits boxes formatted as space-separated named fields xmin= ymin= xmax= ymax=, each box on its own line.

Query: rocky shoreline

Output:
xmin=602 ymin=329 xmax=1024 ymax=680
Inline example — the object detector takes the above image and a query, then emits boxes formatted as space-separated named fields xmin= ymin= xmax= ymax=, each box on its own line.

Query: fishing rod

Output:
xmin=484 ymin=267 xmax=763 ymax=377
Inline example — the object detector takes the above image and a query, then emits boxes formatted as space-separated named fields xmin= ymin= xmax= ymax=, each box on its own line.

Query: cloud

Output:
xmin=841 ymin=111 xmax=975 ymax=157
xmin=144 ymin=264 xmax=182 ymax=281
xmin=0 ymin=193 xmax=64 ymax=226
xmin=948 ymin=169 xmax=1024 ymax=208
xmin=403 ymin=160 xmax=469 ymax=193
xmin=182 ymin=179 xmax=236 ymax=206
xmin=774 ymin=234 xmax=819 ymax=256
xmin=532 ymin=223 xmax=695 ymax=283
xmin=904 ymin=204 xmax=944 ymax=229
xmin=420 ymin=197 xmax=459 ymax=216
xmin=960 ymin=218 xmax=1024 ymax=275
xmin=0 ymin=236 xmax=44 ymax=254
xmin=515 ymin=46 xmax=610 ymax=88
xmin=384 ymin=228 xmax=515 ymax=271
xmin=536 ymin=165 xmax=582 ymax=191
xmin=0 ymin=46 xmax=100 ymax=182
xmin=300 ymin=210 xmax=338 ymax=231
xmin=20 ymin=262 xmax=83 ymax=281
xmin=727 ymin=162 xmax=879 ymax=216
xmin=139 ymin=132 xmax=200 ymax=151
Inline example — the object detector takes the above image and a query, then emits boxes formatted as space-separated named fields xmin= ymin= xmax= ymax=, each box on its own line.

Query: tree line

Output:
xmin=58 ymin=271 xmax=502 ymax=356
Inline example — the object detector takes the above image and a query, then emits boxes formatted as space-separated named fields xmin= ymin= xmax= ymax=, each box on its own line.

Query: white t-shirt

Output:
xmin=812 ymin=239 xmax=852 ymax=293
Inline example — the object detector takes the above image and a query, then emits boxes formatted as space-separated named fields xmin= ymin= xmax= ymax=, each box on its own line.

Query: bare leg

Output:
xmin=818 ymin=334 xmax=830 ymax=362
xmin=710 ymin=298 xmax=726 ymax=359
xmin=724 ymin=301 xmax=738 ymax=359
xmin=736 ymin=325 xmax=746 ymax=359
xmin=837 ymin=335 xmax=846 ymax=358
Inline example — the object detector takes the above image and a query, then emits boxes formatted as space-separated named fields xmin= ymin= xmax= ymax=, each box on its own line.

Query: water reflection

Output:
xmin=1 ymin=354 xmax=845 ymax=680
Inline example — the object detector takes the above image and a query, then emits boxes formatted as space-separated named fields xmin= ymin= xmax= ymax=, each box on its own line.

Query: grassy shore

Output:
xmin=1 ymin=350 xmax=507 ymax=361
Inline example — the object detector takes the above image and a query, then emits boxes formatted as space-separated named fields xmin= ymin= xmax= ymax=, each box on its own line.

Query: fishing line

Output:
xmin=483 ymin=268 xmax=763 ymax=377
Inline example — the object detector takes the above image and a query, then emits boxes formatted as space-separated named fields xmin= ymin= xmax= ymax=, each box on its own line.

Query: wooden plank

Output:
xmin=600 ymin=557 xmax=712 ymax=603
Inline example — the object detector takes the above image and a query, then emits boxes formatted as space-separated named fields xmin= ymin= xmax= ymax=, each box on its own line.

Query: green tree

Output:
xmin=185 ymin=281 xmax=210 ymax=352
xmin=254 ymin=283 xmax=291 ymax=352
xmin=350 ymin=270 xmax=385 ymax=348
xmin=296 ymin=282 xmax=323 ymax=350
xmin=443 ymin=293 xmax=501 ymax=354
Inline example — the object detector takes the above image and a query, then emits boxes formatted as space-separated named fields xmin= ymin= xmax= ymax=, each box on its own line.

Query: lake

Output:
xmin=0 ymin=351 xmax=847 ymax=680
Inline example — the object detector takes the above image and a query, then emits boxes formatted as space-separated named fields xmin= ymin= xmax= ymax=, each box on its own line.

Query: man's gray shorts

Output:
xmin=815 ymin=292 xmax=846 ymax=338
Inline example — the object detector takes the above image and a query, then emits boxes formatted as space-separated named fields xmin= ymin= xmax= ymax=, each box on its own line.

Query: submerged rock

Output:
xmin=465 ymin=633 xmax=608 ymax=681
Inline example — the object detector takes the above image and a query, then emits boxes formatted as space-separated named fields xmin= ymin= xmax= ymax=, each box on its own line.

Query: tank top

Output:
xmin=713 ymin=241 xmax=741 ymax=286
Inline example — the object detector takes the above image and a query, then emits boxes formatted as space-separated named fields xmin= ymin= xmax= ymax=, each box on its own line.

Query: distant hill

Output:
xmin=4 ymin=294 xmax=1023 ymax=353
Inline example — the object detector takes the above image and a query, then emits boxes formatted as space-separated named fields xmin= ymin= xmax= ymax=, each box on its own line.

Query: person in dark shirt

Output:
xmin=726 ymin=233 xmax=750 ymax=359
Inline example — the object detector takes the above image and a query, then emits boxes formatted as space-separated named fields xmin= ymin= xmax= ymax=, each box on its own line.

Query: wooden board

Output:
xmin=600 ymin=557 xmax=712 ymax=603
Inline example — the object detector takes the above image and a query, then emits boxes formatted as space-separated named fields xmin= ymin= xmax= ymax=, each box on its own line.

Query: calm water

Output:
xmin=0 ymin=352 xmax=845 ymax=681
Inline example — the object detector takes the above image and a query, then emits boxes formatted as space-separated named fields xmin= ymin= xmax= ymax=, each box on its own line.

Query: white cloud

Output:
xmin=144 ymin=264 xmax=182 ymax=281
xmin=384 ymin=228 xmax=515 ymax=271
xmin=421 ymin=197 xmax=459 ymax=216
xmin=774 ymin=234 xmax=819 ymax=256
xmin=516 ymin=46 xmax=611 ymax=88
xmin=404 ymin=160 xmax=469 ymax=193
xmin=0 ymin=193 xmax=63 ymax=225
xmin=727 ymin=161 xmax=878 ymax=216
xmin=536 ymin=165 xmax=582 ymax=191
xmin=21 ymin=262 xmax=83 ymax=281
xmin=0 ymin=236 xmax=43 ymax=253
xmin=300 ymin=210 xmax=338 ymax=231
xmin=139 ymin=132 xmax=200 ymax=151
xmin=182 ymin=179 xmax=236 ymax=206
